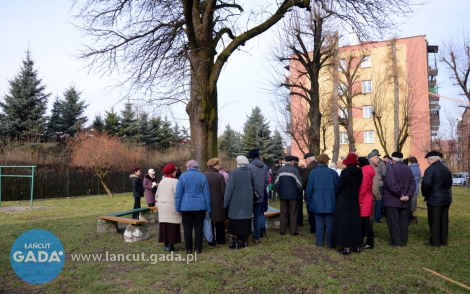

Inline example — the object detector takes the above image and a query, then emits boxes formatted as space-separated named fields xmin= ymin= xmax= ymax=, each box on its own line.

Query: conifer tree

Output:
xmin=0 ymin=51 xmax=50 ymax=142
xmin=103 ymin=108 xmax=120 ymax=135
xmin=242 ymin=107 xmax=274 ymax=161
xmin=45 ymin=86 xmax=88 ymax=141
xmin=219 ymin=124 xmax=243 ymax=159
xmin=270 ymin=130 xmax=285 ymax=161
xmin=92 ymin=115 xmax=105 ymax=132
xmin=119 ymin=102 xmax=138 ymax=139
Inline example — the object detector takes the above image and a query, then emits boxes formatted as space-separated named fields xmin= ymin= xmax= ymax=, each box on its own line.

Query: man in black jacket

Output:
xmin=421 ymin=150 xmax=453 ymax=247
xmin=302 ymin=152 xmax=318 ymax=233
xmin=293 ymin=157 xmax=304 ymax=226
xmin=271 ymin=160 xmax=280 ymax=201
xmin=275 ymin=155 xmax=303 ymax=235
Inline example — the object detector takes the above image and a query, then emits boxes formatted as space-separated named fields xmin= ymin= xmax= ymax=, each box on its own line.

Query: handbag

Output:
xmin=203 ymin=211 xmax=213 ymax=243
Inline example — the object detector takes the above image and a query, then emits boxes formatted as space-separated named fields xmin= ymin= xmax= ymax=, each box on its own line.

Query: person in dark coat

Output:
xmin=305 ymin=154 xmax=339 ymax=247
xmin=224 ymin=156 xmax=254 ymax=249
xmin=143 ymin=169 xmax=158 ymax=207
xmin=247 ymin=149 xmax=269 ymax=244
xmin=383 ymin=152 xmax=416 ymax=247
xmin=302 ymin=152 xmax=318 ymax=234
xmin=332 ymin=153 xmax=363 ymax=255
xmin=204 ymin=158 xmax=227 ymax=246
xmin=421 ymin=150 xmax=453 ymax=247
xmin=274 ymin=155 xmax=303 ymax=236
xmin=293 ymin=156 xmax=305 ymax=227
xmin=271 ymin=160 xmax=281 ymax=201
xmin=130 ymin=167 xmax=144 ymax=219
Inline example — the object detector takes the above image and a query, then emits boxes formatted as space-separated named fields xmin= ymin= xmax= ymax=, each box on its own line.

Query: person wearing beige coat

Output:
xmin=156 ymin=163 xmax=182 ymax=251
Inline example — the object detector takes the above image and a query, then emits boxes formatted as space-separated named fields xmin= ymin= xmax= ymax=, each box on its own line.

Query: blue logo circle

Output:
xmin=10 ymin=229 xmax=65 ymax=284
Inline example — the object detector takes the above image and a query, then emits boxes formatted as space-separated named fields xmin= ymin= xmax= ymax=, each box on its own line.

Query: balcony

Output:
xmin=428 ymin=68 xmax=438 ymax=77
xmin=429 ymin=80 xmax=437 ymax=87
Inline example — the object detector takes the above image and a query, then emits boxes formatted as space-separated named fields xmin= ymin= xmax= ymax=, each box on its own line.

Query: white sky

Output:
xmin=1 ymin=0 xmax=469 ymax=137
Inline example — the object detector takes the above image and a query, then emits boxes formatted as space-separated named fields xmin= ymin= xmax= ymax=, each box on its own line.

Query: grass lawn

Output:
xmin=1 ymin=187 xmax=469 ymax=293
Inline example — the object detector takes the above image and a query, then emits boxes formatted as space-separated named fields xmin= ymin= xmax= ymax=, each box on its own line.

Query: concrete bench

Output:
xmin=223 ymin=206 xmax=280 ymax=228
xmin=97 ymin=207 xmax=158 ymax=242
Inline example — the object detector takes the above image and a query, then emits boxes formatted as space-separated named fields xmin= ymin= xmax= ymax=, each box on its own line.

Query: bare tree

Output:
xmin=73 ymin=0 xmax=311 ymax=167
xmin=267 ymin=0 xmax=421 ymax=157
xmin=69 ymin=132 xmax=143 ymax=197
xmin=440 ymin=33 xmax=470 ymax=102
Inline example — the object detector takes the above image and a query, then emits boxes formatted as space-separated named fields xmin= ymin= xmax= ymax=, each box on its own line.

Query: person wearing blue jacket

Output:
xmin=408 ymin=156 xmax=421 ymax=224
xmin=175 ymin=160 xmax=211 ymax=254
xmin=305 ymin=154 xmax=339 ymax=248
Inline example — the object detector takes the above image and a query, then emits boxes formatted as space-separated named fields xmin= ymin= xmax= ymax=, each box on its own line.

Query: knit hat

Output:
xmin=248 ymin=149 xmax=260 ymax=159
xmin=162 ymin=163 xmax=177 ymax=176
xmin=207 ymin=158 xmax=219 ymax=167
xmin=236 ymin=155 xmax=249 ymax=165
xmin=342 ymin=153 xmax=360 ymax=165
xmin=358 ymin=157 xmax=370 ymax=167
xmin=185 ymin=160 xmax=199 ymax=169
xmin=148 ymin=169 xmax=155 ymax=175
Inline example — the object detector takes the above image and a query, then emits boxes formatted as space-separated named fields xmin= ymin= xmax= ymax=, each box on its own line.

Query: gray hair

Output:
xmin=427 ymin=156 xmax=440 ymax=162
xmin=392 ymin=157 xmax=403 ymax=162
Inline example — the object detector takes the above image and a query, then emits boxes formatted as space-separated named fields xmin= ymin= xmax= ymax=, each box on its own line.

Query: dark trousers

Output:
xmin=427 ymin=205 xmax=450 ymax=246
xmin=307 ymin=208 xmax=317 ymax=233
xmin=374 ymin=186 xmax=384 ymax=222
xmin=211 ymin=221 xmax=226 ymax=244
xmin=297 ymin=196 xmax=304 ymax=225
xmin=361 ymin=216 xmax=374 ymax=246
xmin=385 ymin=206 xmax=408 ymax=246
xmin=280 ymin=200 xmax=298 ymax=234
xmin=132 ymin=197 xmax=141 ymax=219
xmin=181 ymin=210 xmax=205 ymax=252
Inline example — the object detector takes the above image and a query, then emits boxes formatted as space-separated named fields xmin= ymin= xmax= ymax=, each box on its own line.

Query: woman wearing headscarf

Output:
xmin=331 ymin=153 xmax=363 ymax=255
xmin=130 ymin=167 xmax=144 ymax=219
xmin=175 ymin=160 xmax=211 ymax=254
xmin=358 ymin=157 xmax=376 ymax=250
xmin=143 ymin=169 xmax=158 ymax=207
xmin=156 ymin=163 xmax=181 ymax=251
xmin=224 ymin=156 xmax=254 ymax=249
xmin=305 ymin=153 xmax=339 ymax=248
xmin=204 ymin=158 xmax=227 ymax=246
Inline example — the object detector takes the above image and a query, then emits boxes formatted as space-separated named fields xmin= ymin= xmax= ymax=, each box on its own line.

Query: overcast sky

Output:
xmin=1 ymin=0 xmax=469 ymax=137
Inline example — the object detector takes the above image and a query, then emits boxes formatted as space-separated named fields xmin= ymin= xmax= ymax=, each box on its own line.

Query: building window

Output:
xmin=363 ymin=105 xmax=373 ymax=118
xmin=338 ymin=84 xmax=346 ymax=96
xmin=339 ymin=58 xmax=346 ymax=71
xmin=362 ymin=80 xmax=372 ymax=93
xmin=364 ymin=130 xmax=374 ymax=143
xmin=361 ymin=55 xmax=371 ymax=68
xmin=339 ymin=108 xmax=348 ymax=119
xmin=340 ymin=132 xmax=349 ymax=144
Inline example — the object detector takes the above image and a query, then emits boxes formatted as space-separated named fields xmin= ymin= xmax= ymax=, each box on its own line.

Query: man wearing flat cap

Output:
xmin=421 ymin=150 xmax=452 ymax=247
xmin=302 ymin=152 xmax=318 ymax=234
xmin=274 ymin=155 xmax=303 ymax=236
xmin=383 ymin=151 xmax=416 ymax=246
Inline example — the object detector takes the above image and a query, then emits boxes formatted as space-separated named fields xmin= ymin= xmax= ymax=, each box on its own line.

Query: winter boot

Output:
xmin=411 ymin=216 xmax=418 ymax=224
xmin=229 ymin=237 xmax=239 ymax=250
xmin=163 ymin=244 xmax=170 ymax=251
xmin=169 ymin=244 xmax=179 ymax=251
xmin=260 ymin=228 xmax=267 ymax=238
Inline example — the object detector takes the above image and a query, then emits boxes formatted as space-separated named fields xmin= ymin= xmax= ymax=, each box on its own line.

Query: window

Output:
xmin=339 ymin=58 xmax=346 ymax=71
xmin=340 ymin=132 xmax=349 ymax=144
xmin=362 ymin=80 xmax=372 ymax=93
xmin=364 ymin=130 xmax=374 ymax=143
xmin=363 ymin=105 xmax=373 ymax=118
xmin=338 ymin=84 xmax=346 ymax=96
xmin=361 ymin=55 xmax=371 ymax=68
xmin=338 ymin=108 xmax=348 ymax=119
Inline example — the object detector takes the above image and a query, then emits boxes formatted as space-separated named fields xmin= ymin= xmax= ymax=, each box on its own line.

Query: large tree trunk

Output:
xmin=97 ymin=173 xmax=114 ymax=197
xmin=186 ymin=49 xmax=218 ymax=167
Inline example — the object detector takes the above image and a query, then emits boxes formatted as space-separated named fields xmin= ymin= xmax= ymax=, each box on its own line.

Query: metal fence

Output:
xmin=0 ymin=167 xmax=164 ymax=201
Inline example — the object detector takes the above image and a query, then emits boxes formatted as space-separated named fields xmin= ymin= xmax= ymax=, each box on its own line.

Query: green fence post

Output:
xmin=30 ymin=166 xmax=35 ymax=209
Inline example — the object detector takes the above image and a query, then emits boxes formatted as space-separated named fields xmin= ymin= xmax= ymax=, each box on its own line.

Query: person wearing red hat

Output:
xmin=156 ymin=163 xmax=181 ymax=252
xmin=331 ymin=153 xmax=363 ymax=255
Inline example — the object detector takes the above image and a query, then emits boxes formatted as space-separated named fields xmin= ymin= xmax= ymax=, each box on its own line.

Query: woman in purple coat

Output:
xmin=143 ymin=169 xmax=158 ymax=207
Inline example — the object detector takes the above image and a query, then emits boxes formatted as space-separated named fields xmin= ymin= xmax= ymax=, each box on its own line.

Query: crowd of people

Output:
xmin=129 ymin=148 xmax=453 ymax=254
